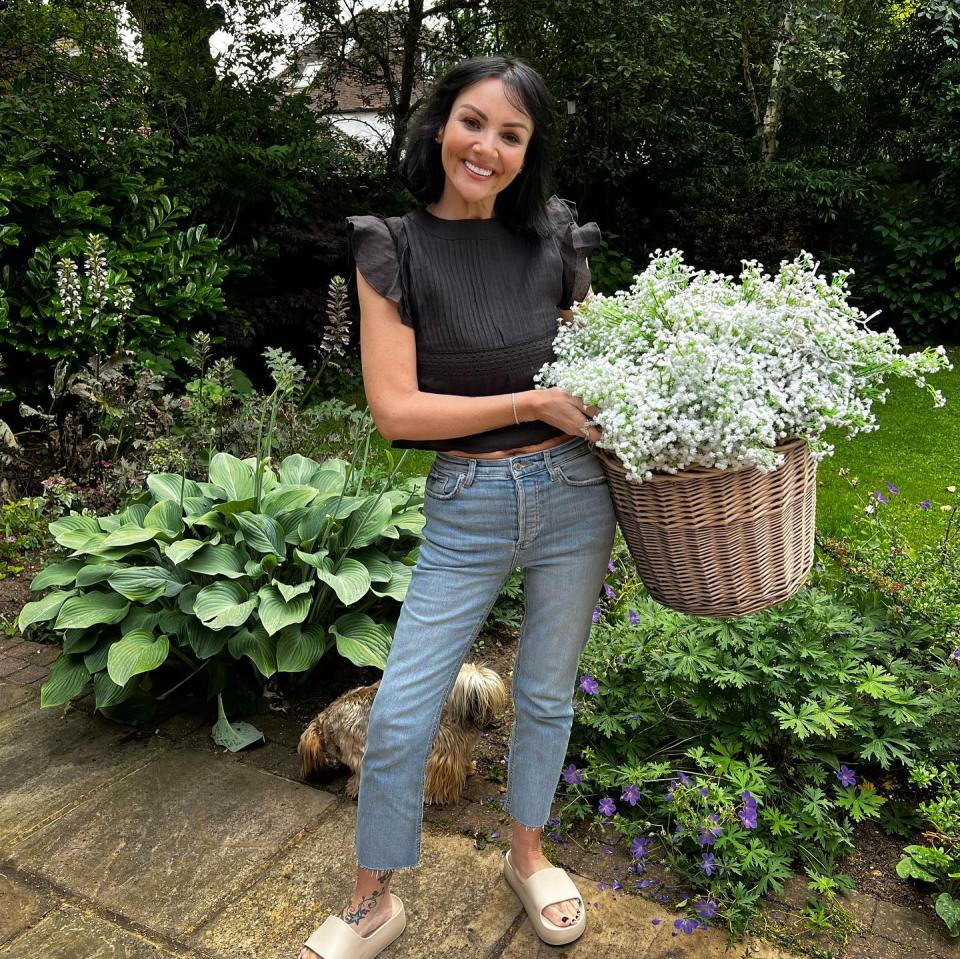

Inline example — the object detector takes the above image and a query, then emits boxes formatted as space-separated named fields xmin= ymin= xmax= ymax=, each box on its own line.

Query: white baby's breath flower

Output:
xmin=539 ymin=250 xmax=952 ymax=484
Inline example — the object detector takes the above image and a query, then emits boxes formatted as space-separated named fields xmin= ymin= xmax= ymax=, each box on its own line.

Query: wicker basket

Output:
xmin=594 ymin=438 xmax=817 ymax=618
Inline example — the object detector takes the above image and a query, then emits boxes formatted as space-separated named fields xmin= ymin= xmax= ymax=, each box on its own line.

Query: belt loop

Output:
xmin=543 ymin=444 xmax=558 ymax=480
xmin=464 ymin=457 xmax=477 ymax=487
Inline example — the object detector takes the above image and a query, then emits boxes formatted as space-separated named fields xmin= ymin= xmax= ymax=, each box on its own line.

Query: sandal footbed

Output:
xmin=302 ymin=893 xmax=406 ymax=959
xmin=503 ymin=850 xmax=586 ymax=946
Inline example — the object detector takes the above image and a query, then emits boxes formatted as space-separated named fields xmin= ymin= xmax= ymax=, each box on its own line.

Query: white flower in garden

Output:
xmin=537 ymin=250 xmax=954 ymax=484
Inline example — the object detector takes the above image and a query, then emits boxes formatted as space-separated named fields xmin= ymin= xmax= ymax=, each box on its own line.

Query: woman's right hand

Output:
xmin=525 ymin=387 xmax=603 ymax=444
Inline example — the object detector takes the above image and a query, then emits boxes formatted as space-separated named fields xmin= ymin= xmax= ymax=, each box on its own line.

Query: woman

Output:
xmin=298 ymin=54 xmax=616 ymax=959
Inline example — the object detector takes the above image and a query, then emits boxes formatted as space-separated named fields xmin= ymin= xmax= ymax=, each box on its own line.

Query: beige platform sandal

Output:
xmin=300 ymin=894 xmax=406 ymax=959
xmin=502 ymin=849 xmax=587 ymax=946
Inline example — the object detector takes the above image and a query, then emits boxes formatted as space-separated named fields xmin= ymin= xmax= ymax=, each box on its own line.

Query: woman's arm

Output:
xmin=357 ymin=268 xmax=593 ymax=443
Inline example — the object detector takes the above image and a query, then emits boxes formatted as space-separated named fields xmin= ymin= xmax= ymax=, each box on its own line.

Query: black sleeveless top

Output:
xmin=345 ymin=194 xmax=601 ymax=453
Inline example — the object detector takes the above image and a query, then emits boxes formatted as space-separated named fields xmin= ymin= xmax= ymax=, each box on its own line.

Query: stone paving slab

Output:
xmin=9 ymin=746 xmax=338 ymax=941
xmin=0 ymin=682 xmax=35 ymax=718
xmin=0 ymin=703 xmax=166 ymax=849
xmin=500 ymin=876 xmax=791 ymax=959
xmin=0 ymin=871 xmax=54 ymax=944
xmin=189 ymin=797 xmax=525 ymax=959
xmin=0 ymin=901 xmax=185 ymax=959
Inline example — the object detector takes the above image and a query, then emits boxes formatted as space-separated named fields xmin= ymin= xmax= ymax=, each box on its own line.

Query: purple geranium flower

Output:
xmin=608 ymin=560 xmax=616 ymax=573
xmin=920 ymin=499 xmax=932 ymax=510
xmin=621 ymin=784 xmax=641 ymax=806
xmin=598 ymin=796 xmax=616 ymax=816
xmin=886 ymin=482 xmax=900 ymax=494
xmin=699 ymin=786 xmax=709 ymax=797
xmin=694 ymin=898 xmax=719 ymax=921
xmin=677 ymin=771 xmax=693 ymax=786
xmin=592 ymin=606 xmax=601 ymax=624
xmin=611 ymin=879 xmax=623 ymax=891
xmin=674 ymin=918 xmax=699 ymax=935
xmin=628 ymin=608 xmax=640 ymax=625
xmin=873 ymin=490 xmax=888 ymax=504
xmin=562 ymin=763 xmax=583 ymax=785
xmin=837 ymin=765 xmax=857 ymax=788
xmin=651 ymin=918 xmax=661 ymax=926
xmin=696 ymin=825 xmax=720 ymax=846
xmin=738 ymin=790 xmax=758 ymax=829
xmin=953 ymin=646 xmax=960 ymax=664
xmin=701 ymin=852 xmax=716 ymax=876
xmin=579 ymin=675 xmax=600 ymax=695
xmin=631 ymin=836 xmax=650 ymax=860
xmin=604 ymin=583 xmax=617 ymax=600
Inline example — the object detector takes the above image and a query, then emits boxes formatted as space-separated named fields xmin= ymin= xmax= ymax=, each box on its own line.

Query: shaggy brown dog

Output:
xmin=298 ymin=662 xmax=509 ymax=805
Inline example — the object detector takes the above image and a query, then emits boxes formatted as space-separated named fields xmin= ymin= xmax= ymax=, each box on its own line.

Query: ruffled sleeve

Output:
xmin=546 ymin=194 xmax=602 ymax=310
xmin=345 ymin=214 xmax=414 ymax=329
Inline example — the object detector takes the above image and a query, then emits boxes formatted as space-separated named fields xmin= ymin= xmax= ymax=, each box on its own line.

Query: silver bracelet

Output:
xmin=511 ymin=392 xmax=520 ymax=425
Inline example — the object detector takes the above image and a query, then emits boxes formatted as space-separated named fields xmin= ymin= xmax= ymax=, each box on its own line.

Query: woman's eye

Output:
xmin=462 ymin=117 xmax=479 ymax=128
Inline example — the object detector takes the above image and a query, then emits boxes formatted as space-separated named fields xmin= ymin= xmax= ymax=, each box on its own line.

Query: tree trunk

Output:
xmin=761 ymin=0 xmax=795 ymax=163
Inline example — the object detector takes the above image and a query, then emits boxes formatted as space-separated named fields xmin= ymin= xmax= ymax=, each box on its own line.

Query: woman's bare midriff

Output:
xmin=442 ymin=433 xmax=579 ymax=459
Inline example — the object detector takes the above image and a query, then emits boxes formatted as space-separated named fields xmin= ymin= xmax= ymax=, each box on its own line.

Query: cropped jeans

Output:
xmin=354 ymin=435 xmax=617 ymax=870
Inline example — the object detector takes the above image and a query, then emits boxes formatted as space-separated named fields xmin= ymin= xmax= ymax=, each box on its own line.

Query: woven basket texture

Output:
xmin=594 ymin=438 xmax=817 ymax=617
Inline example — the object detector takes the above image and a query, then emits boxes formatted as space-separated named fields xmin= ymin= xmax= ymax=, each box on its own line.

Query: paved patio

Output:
xmin=0 ymin=634 xmax=957 ymax=959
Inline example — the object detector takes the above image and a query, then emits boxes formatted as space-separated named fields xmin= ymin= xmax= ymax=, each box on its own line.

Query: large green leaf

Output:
xmin=108 ymin=566 xmax=184 ymax=602
xmin=936 ymin=893 xmax=960 ymax=937
xmin=182 ymin=618 xmax=229 ymax=659
xmin=273 ymin=579 xmax=314 ymax=602
xmin=235 ymin=513 xmax=286 ymax=558
xmin=144 ymin=500 xmax=184 ymax=537
xmin=352 ymin=546 xmax=393 ymax=583
xmin=245 ymin=457 xmax=278 ymax=494
xmin=147 ymin=473 xmax=204 ymax=503
xmin=101 ymin=526 xmax=159 ymax=549
xmin=94 ymin=671 xmax=138 ymax=709
xmin=107 ymin=629 xmax=170 ymax=686
xmin=75 ymin=562 xmax=124 ymax=587
xmin=227 ymin=625 xmax=276 ymax=677
xmin=256 ymin=585 xmax=311 ymax=636
xmin=341 ymin=495 xmax=394 ymax=549
xmin=64 ymin=628 xmax=103 ymax=655
xmin=83 ymin=636 xmax=112 ymax=674
xmin=329 ymin=612 xmax=392 ymax=669
xmin=182 ymin=543 xmax=247 ymax=579
xmin=276 ymin=623 xmax=328 ymax=672
xmin=53 ymin=591 xmax=130 ymax=630
xmin=261 ymin=485 xmax=318 ymax=517
xmin=118 ymin=503 xmax=150 ymax=527
xmin=209 ymin=452 xmax=257 ymax=501
xmin=164 ymin=538 xmax=207 ymax=564
xmin=48 ymin=515 xmax=101 ymax=550
xmin=279 ymin=454 xmax=323 ymax=486
xmin=18 ymin=588 xmax=78 ymax=630
xmin=39 ymin=654 xmax=91 ymax=707
xmin=30 ymin=560 xmax=83 ymax=592
xmin=390 ymin=507 xmax=426 ymax=536
xmin=194 ymin=581 xmax=257 ymax=630
xmin=370 ymin=560 xmax=413 ymax=602
xmin=212 ymin=693 xmax=264 ymax=751
xmin=314 ymin=557 xmax=371 ymax=607
xmin=293 ymin=547 xmax=329 ymax=569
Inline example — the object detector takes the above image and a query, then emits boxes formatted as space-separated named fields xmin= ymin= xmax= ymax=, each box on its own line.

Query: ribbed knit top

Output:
xmin=345 ymin=194 xmax=601 ymax=453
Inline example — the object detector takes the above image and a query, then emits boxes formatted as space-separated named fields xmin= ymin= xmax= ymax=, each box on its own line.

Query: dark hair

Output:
xmin=399 ymin=56 xmax=559 ymax=240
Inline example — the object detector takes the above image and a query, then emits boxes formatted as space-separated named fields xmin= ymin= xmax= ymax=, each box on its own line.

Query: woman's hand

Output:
xmin=525 ymin=387 xmax=603 ymax=444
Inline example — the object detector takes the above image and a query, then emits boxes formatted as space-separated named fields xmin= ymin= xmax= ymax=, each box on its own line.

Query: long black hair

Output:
xmin=399 ymin=56 xmax=559 ymax=240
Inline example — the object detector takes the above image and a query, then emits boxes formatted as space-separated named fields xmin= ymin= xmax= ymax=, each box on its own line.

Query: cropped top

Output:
xmin=345 ymin=194 xmax=601 ymax=453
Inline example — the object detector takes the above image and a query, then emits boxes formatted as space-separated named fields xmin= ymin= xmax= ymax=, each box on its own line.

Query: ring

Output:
xmin=580 ymin=423 xmax=591 ymax=438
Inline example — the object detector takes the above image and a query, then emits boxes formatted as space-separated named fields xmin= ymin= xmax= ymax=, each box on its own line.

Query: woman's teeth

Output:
xmin=464 ymin=160 xmax=493 ymax=177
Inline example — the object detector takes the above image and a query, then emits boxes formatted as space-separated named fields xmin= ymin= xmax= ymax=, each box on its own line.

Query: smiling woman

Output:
xmin=297 ymin=56 xmax=613 ymax=959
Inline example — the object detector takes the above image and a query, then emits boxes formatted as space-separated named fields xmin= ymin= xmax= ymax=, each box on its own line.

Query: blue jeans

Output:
xmin=354 ymin=435 xmax=617 ymax=870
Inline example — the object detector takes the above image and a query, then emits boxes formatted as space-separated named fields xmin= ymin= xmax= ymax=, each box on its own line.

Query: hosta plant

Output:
xmin=17 ymin=448 xmax=425 ymax=732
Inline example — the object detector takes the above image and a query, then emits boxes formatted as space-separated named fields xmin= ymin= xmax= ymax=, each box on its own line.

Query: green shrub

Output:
xmin=563 ymin=563 xmax=960 ymax=933
xmin=17 ymin=444 xmax=425 ymax=729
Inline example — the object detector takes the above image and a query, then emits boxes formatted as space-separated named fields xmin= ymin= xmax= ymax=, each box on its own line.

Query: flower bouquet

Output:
xmin=536 ymin=250 xmax=953 ymax=617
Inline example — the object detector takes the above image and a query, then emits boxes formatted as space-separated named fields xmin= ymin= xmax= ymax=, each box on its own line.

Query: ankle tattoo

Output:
xmin=340 ymin=869 xmax=393 ymax=926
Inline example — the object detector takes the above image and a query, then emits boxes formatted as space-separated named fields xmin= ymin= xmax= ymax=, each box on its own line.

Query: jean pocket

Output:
xmin=554 ymin=451 xmax=608 ymax=487
xmin=424 ymin=467 xmax=466 ymax=501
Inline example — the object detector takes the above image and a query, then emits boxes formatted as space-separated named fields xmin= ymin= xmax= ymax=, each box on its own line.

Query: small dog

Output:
xmin=298 ymin=662 xmax=509 ymax=805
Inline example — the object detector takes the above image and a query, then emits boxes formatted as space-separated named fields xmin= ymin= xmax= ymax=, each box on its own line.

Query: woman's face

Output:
xmin=436 ymin=77 xmax=532 ymax=206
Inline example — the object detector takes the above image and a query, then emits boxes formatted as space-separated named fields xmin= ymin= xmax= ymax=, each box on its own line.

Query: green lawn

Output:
xmin=342 ymin=342 xmax=960 ymax=547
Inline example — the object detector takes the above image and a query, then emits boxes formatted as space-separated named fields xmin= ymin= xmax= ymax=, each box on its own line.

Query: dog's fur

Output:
xmin=298 ymin=662 xmax=509 ymax=805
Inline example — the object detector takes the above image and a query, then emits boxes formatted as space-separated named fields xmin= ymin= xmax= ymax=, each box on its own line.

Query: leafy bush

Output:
xmin=0 ymin=497 xmax=51 ymax=580
xmin=898 ymin=762 xmax=960 ymax=937
xmin=563 ymin=562 xmax=960 ymax=933
xmin=17 ymin=442 xmax=426 ymax=729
